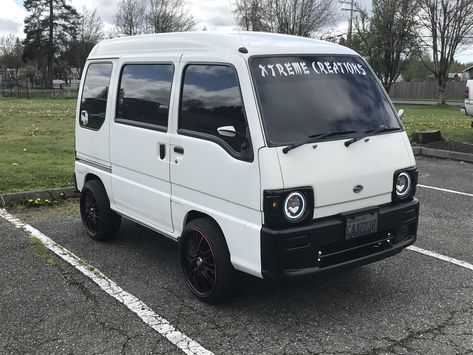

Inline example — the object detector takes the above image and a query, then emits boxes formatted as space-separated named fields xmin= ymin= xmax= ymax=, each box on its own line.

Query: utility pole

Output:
xmin=340 ymin=0 xmax=355 ymax=47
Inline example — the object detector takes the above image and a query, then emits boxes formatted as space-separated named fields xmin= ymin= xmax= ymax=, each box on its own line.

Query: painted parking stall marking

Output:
xmin=0 ymin=208 xmax=214 ymax=355
xmin=407 ymin=246 xmax=473 ymax=271
xmin=418 ymin=184 xmax=473 ymax=198
xmin=410 ymin=183 xmax=473 ymax=271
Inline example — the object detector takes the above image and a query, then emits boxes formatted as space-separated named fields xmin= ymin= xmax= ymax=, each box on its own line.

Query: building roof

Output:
xmin=88 ymin=31 xmax=357 ymax=59
xmin=462 ymin=65 xmax=473 ymax=72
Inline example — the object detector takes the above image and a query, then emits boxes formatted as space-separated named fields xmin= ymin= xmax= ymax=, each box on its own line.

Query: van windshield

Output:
xmin=250 ymin=55 xmax=401 ymax=146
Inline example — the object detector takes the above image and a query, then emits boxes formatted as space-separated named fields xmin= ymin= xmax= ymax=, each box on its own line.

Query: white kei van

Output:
xmin=75 ymin=32 xmax=419 ymax=302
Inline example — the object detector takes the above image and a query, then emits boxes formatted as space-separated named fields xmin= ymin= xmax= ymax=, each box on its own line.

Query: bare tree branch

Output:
xmin=418 ymin=0 xmax=473 ymax=104
xmin=233 ymin=0 xmax=335 ymax=36
xmin=145 ymin=0 xmax=195 ymax=33
xmin=114 ymin=0 xmax=146 ymax=36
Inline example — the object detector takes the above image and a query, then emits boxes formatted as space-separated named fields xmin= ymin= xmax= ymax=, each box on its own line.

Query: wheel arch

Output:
xmin=182 ymin=210 xmax=222 ymax=237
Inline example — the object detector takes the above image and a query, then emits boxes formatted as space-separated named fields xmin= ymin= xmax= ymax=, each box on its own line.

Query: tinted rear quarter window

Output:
xmin=116 ymin=64 xmax=174 ymax=129
xmin=79 ymin=63 xmax=112 ymax=130
xmin=179 ymin=64 xmax=249 ymax=154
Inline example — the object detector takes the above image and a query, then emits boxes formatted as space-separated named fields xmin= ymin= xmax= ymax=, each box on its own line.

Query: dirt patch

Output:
xmin=417 ymin=140 xmax=473 ymax=155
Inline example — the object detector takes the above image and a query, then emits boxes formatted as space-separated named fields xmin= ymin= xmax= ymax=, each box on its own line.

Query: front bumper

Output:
xmin=261 ymin=198 xmax=419 ymax=278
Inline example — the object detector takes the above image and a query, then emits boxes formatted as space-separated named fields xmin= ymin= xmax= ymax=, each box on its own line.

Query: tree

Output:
xmin=146 ymin=0 xmax=195 ymax=33
xmin=114 ymin=0 xmax=146 ymax=36
xmin=352 ymin=0 xmax=418 ymax=92
xmin=368 ymin=0 xmax=418 ymax=91
xmin=66 ymin=7 xmax=104 ymax=77
xmin=418 ymin=0 xmax=473 ymax=104
xmin=234 ymin=0 xmax=267 ymax=31
xmin=233 ymin=0 xmax=335 ymax=37
xmin=0 ymin=35 xmax=24 ymax=77
xmin=401 ymin=51 xmax=435 ymax=81
xmin=23 ymin=0 xmax=80 ymax=85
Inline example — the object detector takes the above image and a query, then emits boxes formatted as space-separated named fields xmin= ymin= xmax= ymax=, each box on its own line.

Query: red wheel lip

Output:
xmin=180 ymin=227 xmax=217 ymax=298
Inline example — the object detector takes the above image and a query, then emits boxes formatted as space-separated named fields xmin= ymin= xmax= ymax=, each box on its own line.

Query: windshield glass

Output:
xmin=250 ymin=55 xmax=401 ymax=146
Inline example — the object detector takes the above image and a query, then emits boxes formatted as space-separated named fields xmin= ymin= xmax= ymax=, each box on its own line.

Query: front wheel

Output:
xmin=179 ymin=218 xmax=236 ymax=303
xmin=80 ymin=179 xmax=121 ymax=241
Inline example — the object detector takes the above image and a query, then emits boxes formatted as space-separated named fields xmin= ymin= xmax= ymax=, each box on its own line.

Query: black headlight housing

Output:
xmin=263 ymin=187 xmax=314 ymax=228
xmin=392 ymin=168 xmax=418 ymax=202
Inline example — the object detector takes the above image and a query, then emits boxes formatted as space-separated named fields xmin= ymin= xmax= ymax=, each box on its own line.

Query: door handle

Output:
xmin=174 ymin=146 xmax=184 ymax=154
xmin=159 ymin=144 xmax=166 ymax=159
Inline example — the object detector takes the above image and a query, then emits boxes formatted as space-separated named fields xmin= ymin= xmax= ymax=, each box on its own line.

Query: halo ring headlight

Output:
xmin=284 ymin=192 xmax=306 ymax=221
xmin=396 ymin=172 xmax=412 ymax=198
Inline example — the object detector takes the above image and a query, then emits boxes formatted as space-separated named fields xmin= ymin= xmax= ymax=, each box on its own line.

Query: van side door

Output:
xmin=110 ymin=57 xmax=178 ymax=233
xmin=169 ymin=56 xmax=262 ymax=234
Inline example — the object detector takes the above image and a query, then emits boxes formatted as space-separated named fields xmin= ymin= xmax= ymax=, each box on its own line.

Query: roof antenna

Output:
xmin=227 ymin=0 xmax=248 ymax=53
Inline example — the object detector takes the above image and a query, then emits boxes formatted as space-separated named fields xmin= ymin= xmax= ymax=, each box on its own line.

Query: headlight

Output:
xmin=392 ymin=169 xmax=417 ymax=202
xmin=284 ymin=192 xmax=306 ymax=221
xmin=264 ymin=187 xmax=314 ymax=227
xmin=395 ymin=172 xmax=412 ymax=198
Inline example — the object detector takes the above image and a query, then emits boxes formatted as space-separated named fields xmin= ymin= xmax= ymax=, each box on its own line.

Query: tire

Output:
xmin=179 ymin=218 xmax=236 ymax=303
xmin=80 ymin=179 xmax=121 ymax=241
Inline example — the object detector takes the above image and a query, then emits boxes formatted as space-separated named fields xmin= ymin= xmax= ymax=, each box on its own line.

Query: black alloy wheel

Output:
xmin=180 ymin=218 xmax=236 ymax=302
xmin=82 ymin=188 xmax=99 ymax=236
xmin=80 ymin=179 xmax=121 ymax=241
xmin=182 ymin=229 xmax=217 ymax=297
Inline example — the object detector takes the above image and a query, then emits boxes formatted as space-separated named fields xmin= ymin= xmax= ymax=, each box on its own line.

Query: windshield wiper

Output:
xmin=282 ymin=130 xmax=356 ymax=154
xmin=344 ymin=126 xmax=401 ymax=147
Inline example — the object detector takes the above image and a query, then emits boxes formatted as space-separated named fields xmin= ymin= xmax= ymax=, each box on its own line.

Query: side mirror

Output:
xmin=217 ymin=125 xmax=237 ymax=138
xmin=397 ymin=109 xmax=404 ymax=120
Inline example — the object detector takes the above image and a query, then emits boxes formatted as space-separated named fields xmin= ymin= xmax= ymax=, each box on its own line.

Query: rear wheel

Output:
xmin=179 ymin=218 xmax=236 ymax=303
xmin=80 ymin=179 xmax=121 ymax=241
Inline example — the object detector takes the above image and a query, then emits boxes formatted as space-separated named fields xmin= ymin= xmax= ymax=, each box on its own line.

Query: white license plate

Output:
xmin=346 ymin=212 xmax=378 ymax=239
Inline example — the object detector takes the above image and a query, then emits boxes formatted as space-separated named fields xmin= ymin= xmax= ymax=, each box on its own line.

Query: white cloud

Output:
xmin=3 ymin=0 xmax=473 ymax=63
xmin=0 ymin=0 xmax=26 ymax=37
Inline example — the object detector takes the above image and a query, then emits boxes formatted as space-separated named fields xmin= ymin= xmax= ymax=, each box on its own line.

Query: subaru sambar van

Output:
xmin=75 ymin=32 xmax=419 ymax=302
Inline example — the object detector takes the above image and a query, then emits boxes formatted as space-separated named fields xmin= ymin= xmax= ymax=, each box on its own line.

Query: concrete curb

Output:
xmin=0 ymin=187 xmax=78 ymax=208
xmin=413 ymin=146 xmax=473 ymax=163
xmin=1 ymin=147 xmax=472 ymax=207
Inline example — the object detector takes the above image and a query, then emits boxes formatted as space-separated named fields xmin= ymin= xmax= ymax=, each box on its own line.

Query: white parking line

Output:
xmin=418 ymin=184 xmax=473 ymax=198
xmin=0 ymin=209 xmax=213 ymax=355
xmin=407 ymin=245 xmax=473 ymax=271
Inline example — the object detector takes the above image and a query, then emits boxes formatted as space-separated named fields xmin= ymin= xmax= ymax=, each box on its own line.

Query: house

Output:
xmin=448 ymin=72 xmax=462 ymax=81
xmin=462 ymin=65 xmax=473 ymax=81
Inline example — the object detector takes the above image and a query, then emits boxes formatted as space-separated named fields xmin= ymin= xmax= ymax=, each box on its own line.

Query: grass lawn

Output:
xmin=0 ymin=99 xmax=472 ymax=194
xmin=0 ymin=98 xmax=76 ymax=194
xmin=397 ymin=104 xmax=473 ymax=143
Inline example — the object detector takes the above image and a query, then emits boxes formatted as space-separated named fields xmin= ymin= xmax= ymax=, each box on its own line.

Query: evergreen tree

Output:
xmin=23 ymin=0 xmax=79 ymax=85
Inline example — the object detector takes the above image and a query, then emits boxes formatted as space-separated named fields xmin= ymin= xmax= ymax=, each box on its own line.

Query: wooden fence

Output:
xmin=388 ymin=81 xmax=465 ymax=100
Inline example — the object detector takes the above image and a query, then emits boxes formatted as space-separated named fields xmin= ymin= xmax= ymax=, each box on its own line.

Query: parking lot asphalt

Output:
xmin=1 ymin=156 xmax=472 ymax=355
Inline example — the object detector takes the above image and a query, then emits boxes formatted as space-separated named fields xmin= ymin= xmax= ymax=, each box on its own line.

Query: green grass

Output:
xmin=397 ymin=104 xmax=473 ymax=143
xmin=0 ymin=98 xmax=76 ymax=194
xmin=0 ymin=99 xmax=472 ymax=194
xmin=28 ymin=236 xmax=56 ymax=265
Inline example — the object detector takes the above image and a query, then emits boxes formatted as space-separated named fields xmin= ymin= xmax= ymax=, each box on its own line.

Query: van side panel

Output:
xmin=75 ymin=160 xmax=113 ymax=200
xmin=169 ymin=55 xmax=266 ymax=277
xmin=75 ymin=60 xmax=118 ymax=171
xmin=172 ymin=188 xmax=262 ymax=277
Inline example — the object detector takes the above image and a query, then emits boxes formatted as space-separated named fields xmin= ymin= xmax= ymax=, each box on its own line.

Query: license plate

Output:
xmin=346 ymin=212 xmax=378 ymax=240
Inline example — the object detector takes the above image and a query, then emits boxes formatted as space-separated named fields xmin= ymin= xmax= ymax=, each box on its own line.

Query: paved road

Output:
xmin=1 ymin=156 xmax=472 ymax=354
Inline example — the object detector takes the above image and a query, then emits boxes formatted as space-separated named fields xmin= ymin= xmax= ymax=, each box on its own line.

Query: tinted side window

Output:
xmin=80 ymin=63 xmax=112 ymax=130
xmin=179 ymin=65 xmax=248 ymax=153
xmin=116 ymin=64 xmax=173 ymax=129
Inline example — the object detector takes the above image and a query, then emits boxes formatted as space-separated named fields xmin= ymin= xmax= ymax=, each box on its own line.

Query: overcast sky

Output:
xmin=3 ymin=0 xmax=473 ymax=63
